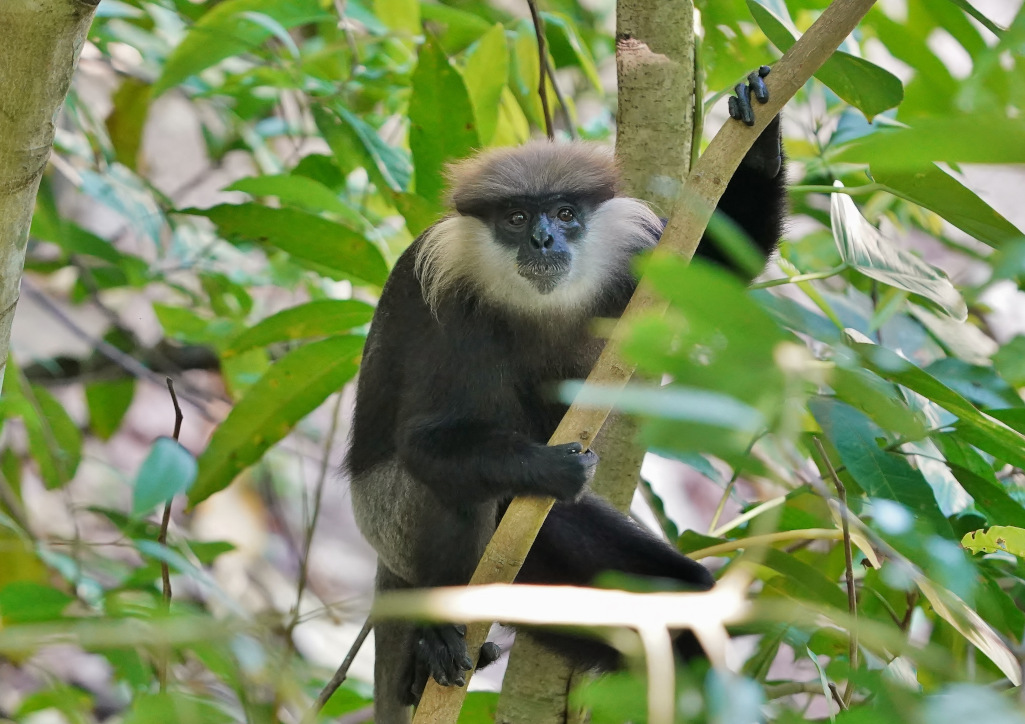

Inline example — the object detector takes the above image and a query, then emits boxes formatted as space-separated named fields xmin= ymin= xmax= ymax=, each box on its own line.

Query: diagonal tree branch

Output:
xmin=410 ymin=2 xmax=879 ymax=721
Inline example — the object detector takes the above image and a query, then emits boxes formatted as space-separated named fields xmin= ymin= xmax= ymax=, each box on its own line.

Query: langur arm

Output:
xmin=399 ymin=417 xmax=597 ymax=504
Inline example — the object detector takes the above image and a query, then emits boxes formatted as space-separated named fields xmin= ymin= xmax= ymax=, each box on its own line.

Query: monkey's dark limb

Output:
xmin=303 ymin=618 xmax=374 ymax=724
xmin=417 ymin=624 xmax=473 ymax=688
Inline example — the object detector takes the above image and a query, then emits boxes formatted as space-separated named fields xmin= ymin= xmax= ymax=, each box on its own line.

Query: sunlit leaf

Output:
xmin=154 ymin=0 xmax=330 ymax=96
xmin=106 ymin=77 xmax=151 ymax=172
xmin=0 ymin=582 xmax=73 ymax=624
xmin=834 ymin=115 xmax=1025 ymax=169
xmin=463 ymin=24 xmax=508 ymax=145
xmin=542 ymin=12 xmax=602 ymax=91
xmin=831 ymin=186 xmax=966 ymax=320
xmin=223 ymin=300 xmax=374 ymax=356
xmin=190 ymin=336 xmax=364 ymax=505
xmin=132 ymin=438 xmax=198 ymax=517
xmin=873 ymin=164 xmax=1023 ymax=250
xmin=961 ymin=526 xmax=1025 ymax=556
xmin=410 ymin=35 xmax=480 ymax=205
xmin=187 ymin=204 xmax=389 ymax=287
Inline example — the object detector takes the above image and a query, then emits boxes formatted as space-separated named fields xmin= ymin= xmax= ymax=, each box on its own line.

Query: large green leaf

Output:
xmin=154 ymin=0 xmax=330 ymax=96
xmin=2 ymin=374 xmax=82 ymax=491
xmin=851 ymin=341 xmax=1025 ymax=470
xmin=830 ymin=187 xmax=966 ymax=320
xmin=747 ymin=0 xmax=903 ymax=118
xmin=463 ymin=24 xmax=508 ymax=145
xmin=873 ymin=164 xmax=1023 ymax=249
xmin=223 ymin=300 xmax=374 ymax=356
xmin=187 ymin=204 xmax=388 ymax=287
xmin=835 ymin=115 xmax=1025 ymax=169
xmin=810 ymin=396 xmax=950 ymax=534
xmin=314 ymin=104 xmax=413 ymax=194
xmin=542 ymin=12 xmax=601 ymax=91
xmin=226 ymin=175 xmax=360 ymax=221
xmin=190 ymin=336 xmax=364 ymax=505
xmin=106 ymin=77 xmax=151 ymax=172
xmin=409 ymin=35 xmax=480 ymax=205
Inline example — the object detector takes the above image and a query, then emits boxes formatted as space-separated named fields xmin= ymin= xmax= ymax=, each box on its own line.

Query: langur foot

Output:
xmin=728 ymin=65 xmax=783 ymax=179
xmin=476 ymin=641 xmax=502 ymax=670
xmin=416 ymin=624 xmax=472 ymax=688
xmin=728 ymin=65 xmax=771 ymax=127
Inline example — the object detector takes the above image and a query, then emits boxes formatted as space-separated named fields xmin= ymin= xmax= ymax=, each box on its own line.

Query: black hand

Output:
xmin=538 ymin=443 xmax=599 ymax=501
xmin=728 ymin=65 xmax=772 ymax=127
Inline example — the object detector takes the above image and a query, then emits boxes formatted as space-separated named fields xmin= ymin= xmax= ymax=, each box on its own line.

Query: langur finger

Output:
xmin=748 ymin=70 xmax=769 ymax=104
xmin=731 ymin=82 xmax=755 ymax=126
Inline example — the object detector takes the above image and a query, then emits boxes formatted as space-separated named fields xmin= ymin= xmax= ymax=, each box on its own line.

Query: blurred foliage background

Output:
xmin=2 ymin=0 xmax=1025 ymax=721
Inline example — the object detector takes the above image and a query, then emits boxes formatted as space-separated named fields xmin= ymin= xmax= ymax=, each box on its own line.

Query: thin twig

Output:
xmin=827 ymin=682 xmax=847 ymax=711
xmin=814 ymin=437 xmax=857 ymax=707
xmin=156 ymin=378 xmax=184 ymax=692
xmin=526 ymin=0 xmax=555 ymax=139
xmin=21 ymin=282 xmax=217 ymax=420
xmin=545 ymin=56 xmax=576 ymax=139
xmin=707 ymin=432 xmax=761 ymax=534
xmin=289 ymin=394 xmax=345 ymax=644
xmin=303 ymin=619 xmax=373 ymax=724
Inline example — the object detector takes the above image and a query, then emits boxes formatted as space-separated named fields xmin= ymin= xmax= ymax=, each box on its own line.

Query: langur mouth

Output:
xmin=517 ymin=263 xmax=568 ymax=294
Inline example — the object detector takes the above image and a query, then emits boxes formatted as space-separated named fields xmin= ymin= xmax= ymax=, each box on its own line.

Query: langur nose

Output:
xmin=530 ymin=234 xmax=555 ymax=251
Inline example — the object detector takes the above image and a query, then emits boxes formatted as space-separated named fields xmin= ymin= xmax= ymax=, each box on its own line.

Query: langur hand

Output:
xmin=537 ymin=443 xmax=599 ymax=501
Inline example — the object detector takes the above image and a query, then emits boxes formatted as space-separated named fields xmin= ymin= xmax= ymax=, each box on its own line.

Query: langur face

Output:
xmin=487 ymin=197 xmax=591 ymax=294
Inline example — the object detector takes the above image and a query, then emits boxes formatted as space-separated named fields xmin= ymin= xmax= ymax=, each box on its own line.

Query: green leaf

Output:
xmin=85 ymin=378 xmax=135 ymax=441
xmin=873 ymin=164 xmax=1023 ymax=249
xmin=106 ymin=77 xmax=152 ymax=172
xmin=10 ymin=381 xmax=83 ymax=490
xmin=0 ymin=582 xmax=73 ymax=624
xmin=190 ymin=336 xmax=364 ymax=505
xmin=154 ymin=0 xmax=330 ymax=96
xmin=747 ymin=0 xmax=902 ymax=117
xmin=831 ymin=185 xmax=966 ymax=320
xmin=810 ymin=396 xmax=950 ymax=534
xmin=760 ymin=548 xmax=848 ymax=610
xmin=187 ymin=204 xmax=389 ymax=287
xmin=961 ymin=526 xmax=1025 ymax=556
xmin=835 ymin=115 xmax=1025 ymax=170
xmin=463 ymin=24 xmax=508 ymax=145
xmin=313 ymin=104 xmax=413 ymax=193
xmin=376 ymin=0 xmax=420 ymax=35
xmin=132 ymin=437 xmax=198 ymax=517
xmin=410 ymin=35 xmax=480 ymax=205
xmin=226 ymin=174 xmax=359 ymax=220
xmin=420 ymin=2 xmax=493 ymax=54
xmin=946 ymin=463 xmax=1025 ymax=529
xmin=851 ymin=341 xmax=1025 ymax=470
xmin=993 ymin=336 xmax=1025 ymax=387
xmin=542 ymin=12 xmax=601 ymax=91
xmin=123 ymin=691 xmax=234 ymax=724
xmin=223 ymin=299 xmax=374 ymax=356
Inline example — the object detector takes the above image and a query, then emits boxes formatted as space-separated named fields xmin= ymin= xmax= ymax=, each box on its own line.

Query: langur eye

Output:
xmin=557 ymin=207 xmax=575 ymax=222
xmin=507 ymin=210 xmax=528 ymax=226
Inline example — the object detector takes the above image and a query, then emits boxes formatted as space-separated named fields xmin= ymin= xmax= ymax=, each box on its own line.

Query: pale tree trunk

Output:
xmin=0 ymin=0 xmax=100 ymax=387
xmin=493 ymin=2 xmax=695 ymax=722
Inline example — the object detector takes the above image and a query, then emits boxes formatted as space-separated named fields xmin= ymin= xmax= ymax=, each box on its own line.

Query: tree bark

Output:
xmin=0 ymin=0 xmax=99 ymax=388
xmin=494 ymin=2 xmax=696 ymax=720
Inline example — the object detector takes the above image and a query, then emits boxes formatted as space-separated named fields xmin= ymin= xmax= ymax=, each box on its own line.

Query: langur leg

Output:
xmin=516 ymin=494 xmax=712 ymax=664
xmin=373 ymin=564 xmax=418 ymax=723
